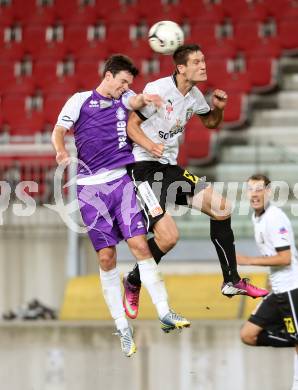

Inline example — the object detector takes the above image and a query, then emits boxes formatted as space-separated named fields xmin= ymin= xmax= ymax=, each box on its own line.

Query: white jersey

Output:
xmin=252 ymin=204 xmax=298 ymax=293
xmin=133 ymin=75 xmax=210 ymax=165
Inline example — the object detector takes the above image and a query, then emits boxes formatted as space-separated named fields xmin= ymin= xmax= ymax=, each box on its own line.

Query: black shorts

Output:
xmin=249 ymin=288 xmax=298 ymax=340
xmin=127 ymin=161 xmax=208 ymax=231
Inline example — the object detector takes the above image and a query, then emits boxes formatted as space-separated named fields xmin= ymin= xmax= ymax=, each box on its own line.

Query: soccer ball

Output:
xmin=148 ymin=21 xmax=184 ymax=55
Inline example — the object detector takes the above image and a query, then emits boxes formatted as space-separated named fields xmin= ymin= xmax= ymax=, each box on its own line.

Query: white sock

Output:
xmin=99 ymin=267 xmax=128 ymax=330
xmin=138 ymin=258 xmax=170 ymax=318
xmin=292 ymin=352 xmax=298 ymax=389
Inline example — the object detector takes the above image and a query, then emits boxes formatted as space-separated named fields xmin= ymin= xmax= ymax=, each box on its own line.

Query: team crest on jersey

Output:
xmin=186 ymin=108 xmax=194 ymax=121
xmin=165 ymin=99 xmax=174 ymax=120
xmin=116 ymin=107 xmax=126 ymax=121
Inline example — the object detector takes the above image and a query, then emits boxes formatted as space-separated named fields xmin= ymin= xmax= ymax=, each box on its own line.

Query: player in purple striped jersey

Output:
xmin=51 ymin=55 xmax=190 ymax=357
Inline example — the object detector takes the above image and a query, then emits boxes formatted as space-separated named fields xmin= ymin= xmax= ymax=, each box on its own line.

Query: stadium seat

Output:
xmin=179 ymin=0 xmax=225 ymax=23
xmin=33 ymin=60 xmax=58 ymax=88
xmin=1 ymin=78 xmax=36 ymax=95
xmin=222 ymin=92 xmax=249 ymax=128
xmin=204 ymin=42 xmax=237 ymax=60
xmin=77 ymin=44 xmax=108 ymax=61
xmin=190 ymin=23 xmax=218 ymax=50
xmin=44 ymin=93 xmax=71 ymax=124
xmin=222 ymin=0 xmax=268 ymax=22
xmin=8 ymin=113 xmax=45 ymax=136
xmin=278 ymin=20 xmax=298 ymax=53
xmin=2 ymin=93 xmax=27 ymax=123
xmin=184 ymin=117 xmax=219 ymax=165
xmin=0 ymin=61 xmax=15 ymax=89
xmin=245 ymin=38 xmax=281 ymax=59
xmin=233 ymin=21 xmax=262 ymax=52
xmin=23 ymin=26 xmax=47 ymax=55
xmin=105 ymin=25 xmax=131 ymax=53
xmin=75 ymin=60 xmax=101 ymax=89
xmin=247 ymin=57 xmax=279 ymax=92
xmin=64 ymin=25 xmax=89 ymax=52
xmin=37 ymin=42 xmax=67 ymax=61
xmin=1 ymin=44 xmax=25 ymax=61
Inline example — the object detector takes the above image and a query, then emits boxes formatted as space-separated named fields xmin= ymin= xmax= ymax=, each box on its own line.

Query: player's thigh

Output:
xmin=189 ymin=185 xmax=232 ymax=219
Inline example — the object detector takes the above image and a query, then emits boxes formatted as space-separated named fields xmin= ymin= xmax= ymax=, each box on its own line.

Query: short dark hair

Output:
xmin=173 ymin=44 xmax=202 ymax=66
xmin=103 ymin=54 xmax=139 ymax=77
xmin=247 ymin=174 xmax=271 ymax=187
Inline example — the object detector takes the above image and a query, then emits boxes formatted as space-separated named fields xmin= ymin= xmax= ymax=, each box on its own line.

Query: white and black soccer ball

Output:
xmin=148 ymin=21 xmax=184 ymax=55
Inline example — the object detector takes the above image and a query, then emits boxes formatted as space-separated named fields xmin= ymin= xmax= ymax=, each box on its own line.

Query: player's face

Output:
xmin=182 ymin=51 xmax=207 ymax=83
xmin=106 ymin=70 xmax=133 ymax=99
xmin=247 ymin=180 xmax=270 ymax=213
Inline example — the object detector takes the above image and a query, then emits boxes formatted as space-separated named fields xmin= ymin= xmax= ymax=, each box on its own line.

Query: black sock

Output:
xmin=126 ymin=238 xmax=166 ymax=286
xmin=256 ymin=330 xmax=295 ymax=347
xmin=210 ymin=218 xmax=240 ymax=284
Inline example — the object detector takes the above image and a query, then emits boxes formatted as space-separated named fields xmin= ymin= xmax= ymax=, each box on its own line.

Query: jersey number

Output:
xmin=284 ymin=317 xmax=296 ymax=334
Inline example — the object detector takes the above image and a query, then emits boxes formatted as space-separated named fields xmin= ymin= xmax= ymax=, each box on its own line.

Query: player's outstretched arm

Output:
xmin=129 ymin=93 xmax=164 ymax=110
xmin=127 ymin=112 xmax=164 ymax=158
xmin=237 ymin=250 xmax=291 ymax=266
xmin=200 ymin=89 xmax=228 ymax=129
xmin=51 ymin=125 xmax=70 ymax=165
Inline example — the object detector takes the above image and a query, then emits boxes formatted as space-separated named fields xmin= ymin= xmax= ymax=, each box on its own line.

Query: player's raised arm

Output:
xmin=199 ymin=89 xmax=228 ymax=129
xmin=127 ymin=112 xmax=164 ymax=158
xmin=51 ymin=125 xmax=70 ymax=165
xmin=128 ymin=93 xmax=164 ymax=110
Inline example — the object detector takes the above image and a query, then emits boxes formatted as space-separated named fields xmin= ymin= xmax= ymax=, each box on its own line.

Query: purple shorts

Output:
xmin=77 ymin=174 xmax=147 ymax=251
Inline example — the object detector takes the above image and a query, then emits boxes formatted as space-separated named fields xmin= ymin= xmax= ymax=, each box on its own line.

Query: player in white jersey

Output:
xmin=122 ymin=44 xmax=268 ymax=320
xmin=237 ymin=174 xmax=298 ymax=390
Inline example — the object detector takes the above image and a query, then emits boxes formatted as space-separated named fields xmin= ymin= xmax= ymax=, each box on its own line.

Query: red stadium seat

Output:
xmin=33 ymin=60 xmax=58 ymax=88
xmin=179 ymin=0 xmax=225 ymax=23
xmin=1 ymin=44 xmax=25 ymax=61
xmin=75 ymin=60 xmax=101 ymax=89
xmin=247 ymin=57 xmax=279 ymax=92
xmin=190 ymin=24 xmax=218 ymax=50
xmin=278 ymin=20 xmax=298 ymax=53
xmin=184 ymin=117 xmax=219 ymax=165
xmin=105 ymin=25 xmax=131 ymax=53
xmin=37 ymin=43 xmax=67 ymax=61
xmin=204 ymin=42 xmax=237 ymax=60
xmin=2 ymin=93 xmax=27 ymax=123
xmin=77 ymin=44 xmax=108 ymax=61
xmin=9 ymin=113 xmax=45 ymax=135
xmin=233 ymin=21 xmax=262 ymax=52
xmin=44 ymin=93 xmax=71 ymax=124
xmin=222 ymin=0 xmax=268 ymax=22
xmin=245 ymin=38 xmax=281 ymax=59
xmin=0 ymin=61 xmax=16 ymax=89
xmin=64 ymin=25 xmax=88 ymax=52
xmin=23 ymin=26 xmax=47 ymax=55
xmin=223 ymin=92 xmax=249 ymax=128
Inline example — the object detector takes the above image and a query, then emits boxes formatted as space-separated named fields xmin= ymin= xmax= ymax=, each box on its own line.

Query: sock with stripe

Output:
xmin=210 ymin=217 xmax=241 ymax=284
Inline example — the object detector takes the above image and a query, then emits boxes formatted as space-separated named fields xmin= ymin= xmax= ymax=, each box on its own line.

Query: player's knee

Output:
xmin=212 ymin=202 xmax=232 ymax=220
xmin=98 ymin=253 xmax=116 ymax=271
xmin=240 ymin=328 xmax=256 ymax=346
